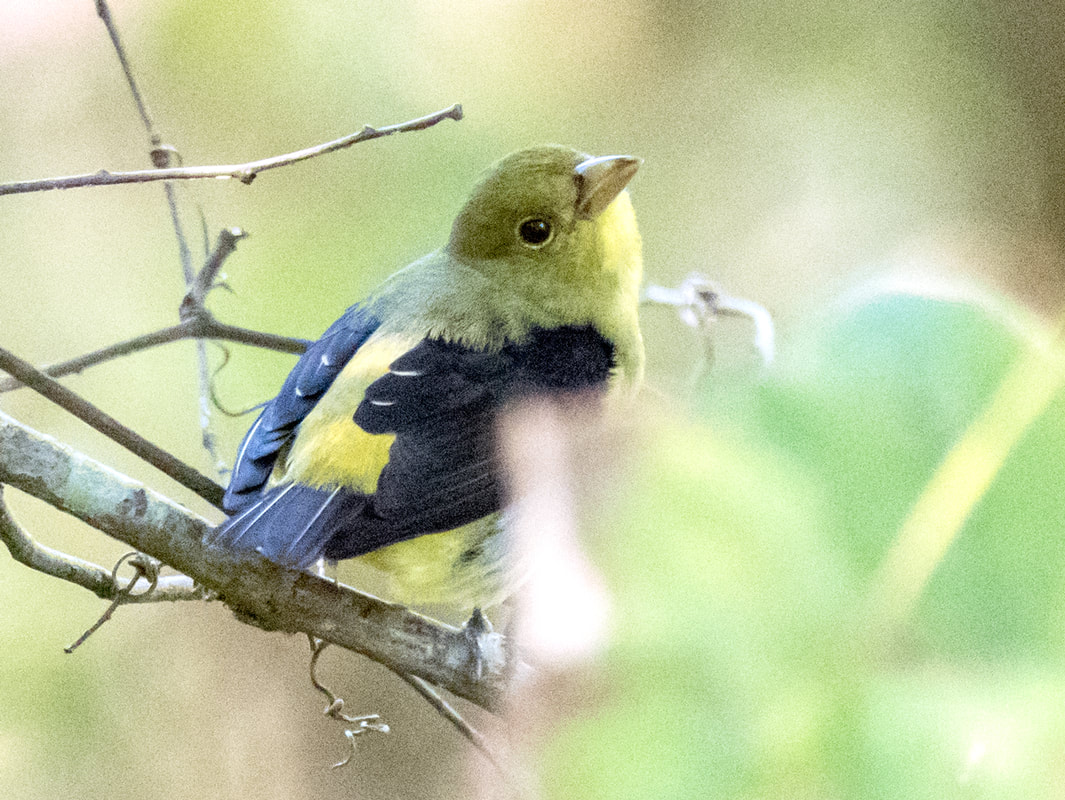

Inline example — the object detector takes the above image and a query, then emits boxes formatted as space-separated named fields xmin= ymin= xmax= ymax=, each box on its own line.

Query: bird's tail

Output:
xmin=206 ymin=483 xmax=365 ymax=570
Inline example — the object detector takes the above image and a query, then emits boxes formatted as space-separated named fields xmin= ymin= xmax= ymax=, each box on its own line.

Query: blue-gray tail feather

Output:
xmin=208 ymin=484 xmax=367 ymax=570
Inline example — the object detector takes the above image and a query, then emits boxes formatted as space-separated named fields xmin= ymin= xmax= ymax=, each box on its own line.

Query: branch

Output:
xmin=0 ymin=486 xmax=201 ymax=602
xmin=0 ymin=345 xmax=225 ymax=508
xmin=0 ymin=318 xmax=307 ymax=396
xmin=0 ymin=410 xmax=508 ymax=711
xmin=0 ymin=105 xmax=464 ymax=197
xmin=398 ymin=672 xmax=506 ymax=769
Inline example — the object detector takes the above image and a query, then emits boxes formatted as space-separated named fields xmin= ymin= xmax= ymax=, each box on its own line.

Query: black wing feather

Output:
xmin=324 ymin=325 xmax=615 ymax=561
xmin=211 ymin=322 xmax=615 ymax=568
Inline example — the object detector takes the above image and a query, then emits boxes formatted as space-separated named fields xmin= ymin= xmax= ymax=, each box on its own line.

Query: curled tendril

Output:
xmin=65 ymin=551 xmax=161 ymax=653
xmin=307 ymin=637 xmax=391 ymax=770
xmin=112 ymin=551 xmax=161 ymax=596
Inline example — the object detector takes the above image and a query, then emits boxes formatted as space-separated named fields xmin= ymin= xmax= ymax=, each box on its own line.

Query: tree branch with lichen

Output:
xmin=0 ymin=487 xmax=202 ymax=603
xmin=0 ymin=409 xmax=508 ymax=711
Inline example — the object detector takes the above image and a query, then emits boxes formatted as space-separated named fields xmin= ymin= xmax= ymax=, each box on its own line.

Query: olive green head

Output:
xmin=447 ymin=146 xmax=643 ymax=300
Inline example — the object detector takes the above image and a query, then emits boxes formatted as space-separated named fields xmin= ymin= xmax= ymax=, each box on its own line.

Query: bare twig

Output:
xmin=0 ymin=325 xmax=190 ymax=393
xmin=0 ymin=320 xmax=306 ymax=394
xmin=0 ymin=345 xmax=225 ymax=508
xmin=180 ymin=229 xmax=251 ymax=475
xmin=397 ymin=672 xmax=506 ymax=770
xmin=0 ymin=105 xmax=465 ymax=197
xmin=95 ymin=0 xmax=157 ymax=144
xmin=64 ymin=551 xmax=163 ymax=652
xmin=96 ymin=0 xmax=196 ymax=285
xmin=186 ymin=317 xmax=309 ymax=353
xmin=643 ymin=274 xmax=776 ymax=367
xmin=0 ymin=410 xmax=509 ymax=710
xmin=183 ymin=228 xmax=246 ymax=312
xmin=164 ymin=179 xmax=195 ymax=282
xmin=195 ymin=338 xmax=228 ymax=478
xmin=0 ymin=487 xmax=200 ymax=602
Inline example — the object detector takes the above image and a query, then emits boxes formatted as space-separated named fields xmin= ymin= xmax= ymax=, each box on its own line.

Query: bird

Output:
xmin=207 ymin=145 xmax=644 ymax=610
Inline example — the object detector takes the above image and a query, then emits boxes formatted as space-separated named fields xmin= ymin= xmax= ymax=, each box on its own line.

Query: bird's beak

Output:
xmin=574 ymin=154 xmax=642 ymax=220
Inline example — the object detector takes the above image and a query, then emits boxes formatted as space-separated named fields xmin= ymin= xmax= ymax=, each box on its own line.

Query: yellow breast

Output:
xmin=355 ymin=513 xmax=516 ymax=608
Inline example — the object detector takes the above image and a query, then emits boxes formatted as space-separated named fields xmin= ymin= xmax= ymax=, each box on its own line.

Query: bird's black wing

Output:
xmin=324 ymin=324 xmax=616 ymax=560
xmin=209 ymin=322 xmax=614 ymax=569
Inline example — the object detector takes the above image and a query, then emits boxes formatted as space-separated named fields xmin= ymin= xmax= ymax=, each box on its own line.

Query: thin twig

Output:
xmin=95 ymin=0 xmax=157 ymax=143
xmin=0 ymin=318 xmax=307 ymax=394
xmin=195 ymin=337 xmax=228 ymax=477
xmin=0 ymin=105 xmax=465 ymax=197
xmin=183 ymin=228 xmax=246 ymax=311
xmin=0 ymin=345 xmax=225 ymax=508
xmin=164 ymin=180 xmax=195 ymax=283
xmin=191 ymin=318 xmax=309 ymax=353
xmin=397 ymin=672 xmax=504 ymax=769
xmin=97 ymin=0 xmax=196 ymax=286
xmin=181 ymin=229 xmax=251 ymax=475
xmin=0 ymin=486 xmax=201 ymax=602
xmin=0 ymin=325 xmax=186 ymax=393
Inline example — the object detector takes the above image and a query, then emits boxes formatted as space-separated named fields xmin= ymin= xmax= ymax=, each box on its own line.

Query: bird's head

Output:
xmin=447 ymin=145 xmax=643 ymax=317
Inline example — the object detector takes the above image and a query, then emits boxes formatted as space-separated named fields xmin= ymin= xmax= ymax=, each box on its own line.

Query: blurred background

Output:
xmin=3 ymin=0 xmax=1065 ymax=797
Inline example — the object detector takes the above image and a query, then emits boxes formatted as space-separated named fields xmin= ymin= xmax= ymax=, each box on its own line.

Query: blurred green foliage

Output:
xmin=543 ymin=291 xmax=1065 ymax=799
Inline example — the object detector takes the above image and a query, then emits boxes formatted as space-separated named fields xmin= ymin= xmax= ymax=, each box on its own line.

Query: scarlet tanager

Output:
xmin=208 ymin=146 xmax=644 ymax=608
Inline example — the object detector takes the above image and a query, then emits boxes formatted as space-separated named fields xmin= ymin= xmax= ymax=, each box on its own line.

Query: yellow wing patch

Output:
xmin=283 ymin=332 xmax=421 ymax=493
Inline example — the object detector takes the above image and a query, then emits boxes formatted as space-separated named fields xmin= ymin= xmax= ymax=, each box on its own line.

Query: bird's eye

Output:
xmin=517 ymin=218 xmax=553 ymax=248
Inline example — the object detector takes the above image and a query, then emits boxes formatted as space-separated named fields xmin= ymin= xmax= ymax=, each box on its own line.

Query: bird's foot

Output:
xmin=462 ymin=607 xmax=494 ymax=681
